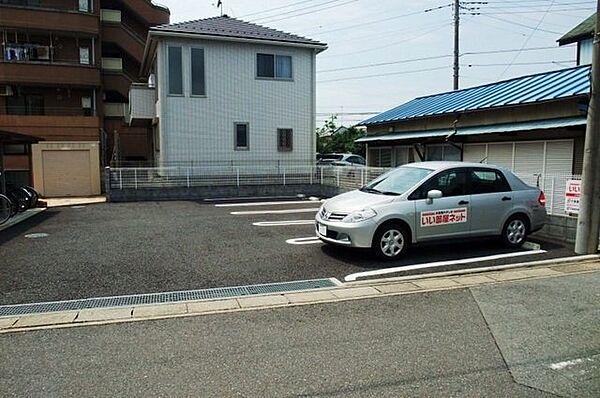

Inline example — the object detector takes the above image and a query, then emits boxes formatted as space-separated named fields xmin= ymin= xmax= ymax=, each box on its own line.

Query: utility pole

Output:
xmin=575 ymin=2 xmax=600 ymax=254
xmin=453 ymin=0 xmax=460 ymax=90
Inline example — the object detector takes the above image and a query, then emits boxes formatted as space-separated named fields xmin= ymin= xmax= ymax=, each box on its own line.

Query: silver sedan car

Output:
xmin=315 ymin=162 xmax=546 ymax=260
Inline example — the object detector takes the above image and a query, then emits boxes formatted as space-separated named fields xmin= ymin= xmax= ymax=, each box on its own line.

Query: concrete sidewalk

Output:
xmin=44 ymin=196 xmax=106 ymax=208
xmin=1 ymin=256 xmax=598 ymax=334
xmin=1 ymin=265 xmax=598 ymax=397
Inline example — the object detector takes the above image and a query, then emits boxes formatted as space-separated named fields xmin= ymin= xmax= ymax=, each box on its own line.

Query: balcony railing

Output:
xmin=0 ymin=0 xmax=94 ymax=13
xmin=0 ymin=2 xmax=100 ymax=34
xmin=1 ymin=106 xmax=96 ymax=117
xmin=128 ymin=84 xmax=155 ymax=124
xmin=0 ymin=61 xmax=101 ymax=86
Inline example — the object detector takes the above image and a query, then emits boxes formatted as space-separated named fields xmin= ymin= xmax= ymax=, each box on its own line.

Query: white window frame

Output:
xmin=234 ymin=122 xmax=250 ymax=151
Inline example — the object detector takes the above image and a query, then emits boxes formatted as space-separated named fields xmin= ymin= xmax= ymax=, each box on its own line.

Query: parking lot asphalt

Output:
xmin=0 ymin=200 xmax=573 ymax=305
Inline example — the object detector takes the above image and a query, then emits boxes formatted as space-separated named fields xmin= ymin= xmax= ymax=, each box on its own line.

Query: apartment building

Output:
xmin=0 ymin=0 xmax=169 ymax=197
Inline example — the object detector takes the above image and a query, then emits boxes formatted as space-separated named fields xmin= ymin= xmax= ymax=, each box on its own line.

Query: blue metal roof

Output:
xmin=356 ymin=116 xmax=587 ymax=143
xmin=361 ymin=65 xmax=591 ymax=126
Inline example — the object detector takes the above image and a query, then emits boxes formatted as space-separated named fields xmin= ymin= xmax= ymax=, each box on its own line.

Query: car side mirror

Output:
xmin=426 ymin=189 xmax=443 ymax=204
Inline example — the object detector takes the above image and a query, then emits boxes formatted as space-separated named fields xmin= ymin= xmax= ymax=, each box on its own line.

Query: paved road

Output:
xmin=0 ymin=201 xmax=572 ymax=305
xmin=2 ymin=272 xmax=598 ymax=397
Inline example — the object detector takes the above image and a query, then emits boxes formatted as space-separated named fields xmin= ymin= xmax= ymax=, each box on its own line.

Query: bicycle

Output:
xmin=0 ymin=193 xmax=14 ymax=225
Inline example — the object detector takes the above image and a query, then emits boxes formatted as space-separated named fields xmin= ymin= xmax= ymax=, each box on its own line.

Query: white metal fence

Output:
xmin=107 ymin=166 xmax=579 ymax=217
xmin=107 ymin=166 xmax=390 ymax=190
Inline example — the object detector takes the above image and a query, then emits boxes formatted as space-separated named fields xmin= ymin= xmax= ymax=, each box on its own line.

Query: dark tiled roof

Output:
xmin=152 ymin=15 xmax=326 ymax=47
xmin=558 ymin=13 xmax=595 ymax=45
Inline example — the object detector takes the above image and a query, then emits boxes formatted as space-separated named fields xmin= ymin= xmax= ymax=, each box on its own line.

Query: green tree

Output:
xmin=316 ymin=115 xmax=366 ymax=156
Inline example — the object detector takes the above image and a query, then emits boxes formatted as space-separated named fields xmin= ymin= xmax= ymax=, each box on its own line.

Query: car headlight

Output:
xmin=342 ymin=208 xmax=377 ymax=223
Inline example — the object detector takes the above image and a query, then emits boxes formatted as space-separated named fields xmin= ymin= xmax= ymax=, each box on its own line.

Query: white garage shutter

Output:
xmin=545 ymin=140 xmax=573 ymax=176
xmin=513 ymin=142 xmax=544 ymax=186
xmin=487 ymin=143 xmax=513 ymax=169
xmin=463 ymin=144 xmax=487 ymax=163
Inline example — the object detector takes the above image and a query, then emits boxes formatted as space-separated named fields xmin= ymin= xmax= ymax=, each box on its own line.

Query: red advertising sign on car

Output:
xmin=565 ymin=180 xmax=581 ymax=214
xmin=421 ymin=207 xmax=468 ymax=227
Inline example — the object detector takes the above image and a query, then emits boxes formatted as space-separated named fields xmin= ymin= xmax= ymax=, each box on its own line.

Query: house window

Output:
xmin=235 ymin=123 xmax=249 ymax=150
xmin=277 ymin=128 xmax=293 ymax=151
xmin=257 ymin=53 xmax=292 ymax=79
xmin=168 ymin=46 xmax=183 ymax=95
xmin=191 ymin=48 xmax=205 ymax=96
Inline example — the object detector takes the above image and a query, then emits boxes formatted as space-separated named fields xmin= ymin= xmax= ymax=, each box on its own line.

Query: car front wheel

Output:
xmin=502 ymin=216 xmax=528 ymax=247
xmin=372 ymin=223 xmax=409 ymax=260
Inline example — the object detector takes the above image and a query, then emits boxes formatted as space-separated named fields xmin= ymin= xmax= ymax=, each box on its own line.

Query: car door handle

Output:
xmin=502 ymin=196 xmax=512 ymax=201
xmin=458 ymin=200 xmax=469 ymax=205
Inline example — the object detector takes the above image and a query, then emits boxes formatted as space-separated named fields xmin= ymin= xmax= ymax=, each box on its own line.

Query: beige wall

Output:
xmin=32 ymin=141 xmax=101 ymax=197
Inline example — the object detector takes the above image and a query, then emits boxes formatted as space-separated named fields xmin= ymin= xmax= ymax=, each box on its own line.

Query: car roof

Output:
xmin=403 ymin=161 xmax=503 ymax=171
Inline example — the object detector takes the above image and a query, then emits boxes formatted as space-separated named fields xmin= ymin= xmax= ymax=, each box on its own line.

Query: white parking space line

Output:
xmin=216 ymin=200 xmax=322 ymax=207
xmin=231 ymin=208 xmax=320 ymax=215
xmin=286 ymin=236 xmax=323 ymax=245
xmin=253 ymin=220 xmax=315 ymax=227
xmin=344 ymin=249 xmax=547 ymax=282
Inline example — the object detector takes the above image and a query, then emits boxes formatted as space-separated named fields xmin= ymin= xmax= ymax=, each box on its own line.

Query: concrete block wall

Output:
xmin=533 ymin=214 xmax=578 ymax=244
xmin=108 ymin=184 xmax=339 ymax=202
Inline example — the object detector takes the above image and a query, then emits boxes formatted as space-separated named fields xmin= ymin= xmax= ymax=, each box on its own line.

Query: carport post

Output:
xmin=236 ymin=168 xmax=240 ymax=187
xmin=336 ymin=169 xmax=340 ymax=187
xmin=119 ymin=169 xmax=122 ymax=190
xmin=361 ymin=168 xmax=364 ymax=186
xmin=310 ymin=167 xmax=313 ymax=184
xmin=283 ymin=167 xmax=286 ymax=186
xmin=134 ymin=169 xmax=137 ymax=190
xmin=320 ymin=167 xmax=323 ymax=185
xmin=187 ymin=167 xmax=190 ymax=188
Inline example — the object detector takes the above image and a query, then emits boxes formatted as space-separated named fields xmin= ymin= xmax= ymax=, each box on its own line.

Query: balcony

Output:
xmin=0 ymin=114 xmax=100 ymax=141
xmin=0 ymin=61 xmax=101 ymax=86
xmin=0 ymin=4 xmax=99 ymax=34
xmin=128 ymin=83 xmax=155 ymax=125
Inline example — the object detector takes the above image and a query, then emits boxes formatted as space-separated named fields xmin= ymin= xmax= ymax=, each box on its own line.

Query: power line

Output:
xmin=498 ymin=0 xmax=556 ymax=79
xmin=317 ymin=45 xmax=574 ymax=74
xmin=237 ymin=0 xmax=316 ymax=19
xmin=318 ymin=66 xmax=450 ymax=84
xmin=480 ymin=14 xmax=562 ymax=34
xmin=306 ymin=4 xmax=453 ymax=36
xmin=463 ymin=60 xmax=577 ymax=66
xmin=250 ymin=0 xmax=358 ymax=23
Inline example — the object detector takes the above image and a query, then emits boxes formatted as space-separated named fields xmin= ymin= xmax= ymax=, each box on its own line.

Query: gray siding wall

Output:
xmin=156 ymin=38 xmax=316 ymax=165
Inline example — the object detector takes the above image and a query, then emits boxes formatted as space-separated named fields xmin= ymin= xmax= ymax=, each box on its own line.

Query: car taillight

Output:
xmin=538 ymin=191 xmax=546 ymax=207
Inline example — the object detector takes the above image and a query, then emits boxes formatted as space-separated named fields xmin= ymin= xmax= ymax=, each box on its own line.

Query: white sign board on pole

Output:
xmin=565 ymin=180 xmax=581 ymax=214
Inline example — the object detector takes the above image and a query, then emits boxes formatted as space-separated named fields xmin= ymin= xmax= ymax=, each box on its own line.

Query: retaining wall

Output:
xmin=107 ymin=184 xmax=343 ymax=202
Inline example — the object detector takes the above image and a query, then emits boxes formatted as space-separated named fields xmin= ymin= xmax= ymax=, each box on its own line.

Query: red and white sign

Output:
xmin=565 ymin=179 xmax=581 ymax=214
xmin=421 ymin=207 xmax=468 ymax=227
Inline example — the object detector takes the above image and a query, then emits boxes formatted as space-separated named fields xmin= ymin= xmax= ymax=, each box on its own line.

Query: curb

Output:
xmin=1 ymin=255 xmax=599 ymax=334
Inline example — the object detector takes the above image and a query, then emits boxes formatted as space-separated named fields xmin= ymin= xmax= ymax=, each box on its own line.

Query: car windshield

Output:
xmin=361 ymin=166 xmax=433 ymax=195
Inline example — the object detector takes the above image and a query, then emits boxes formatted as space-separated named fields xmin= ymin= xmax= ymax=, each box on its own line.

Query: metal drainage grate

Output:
xmin=0 ymin=278 xmax=338 ymax=317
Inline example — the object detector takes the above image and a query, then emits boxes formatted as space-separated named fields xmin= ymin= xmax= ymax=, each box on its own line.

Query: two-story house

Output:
xmin=129 ymin=16 xmax=327 ymax=169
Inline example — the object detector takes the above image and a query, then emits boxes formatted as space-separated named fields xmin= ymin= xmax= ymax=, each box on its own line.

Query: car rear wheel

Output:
xmin=502 ymin=216 xmax=528 ymax=248
xmin=372 ymin=223 xmax=409 ymax=260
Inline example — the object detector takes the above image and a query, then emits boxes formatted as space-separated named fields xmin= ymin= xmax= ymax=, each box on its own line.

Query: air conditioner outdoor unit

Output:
xmin=0 ymin=85 xmax=14 ymax=96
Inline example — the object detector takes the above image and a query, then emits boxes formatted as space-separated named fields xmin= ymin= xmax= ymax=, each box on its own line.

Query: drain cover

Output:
xmin=24 ymin=233 xmax=49 ymax=239
xmin=0 ymin=278 xmax=339 ymax=317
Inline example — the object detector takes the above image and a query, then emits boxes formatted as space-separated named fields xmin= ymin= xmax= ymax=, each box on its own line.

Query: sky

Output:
xmin=156 ymin=0 xmax=594 ymax=127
